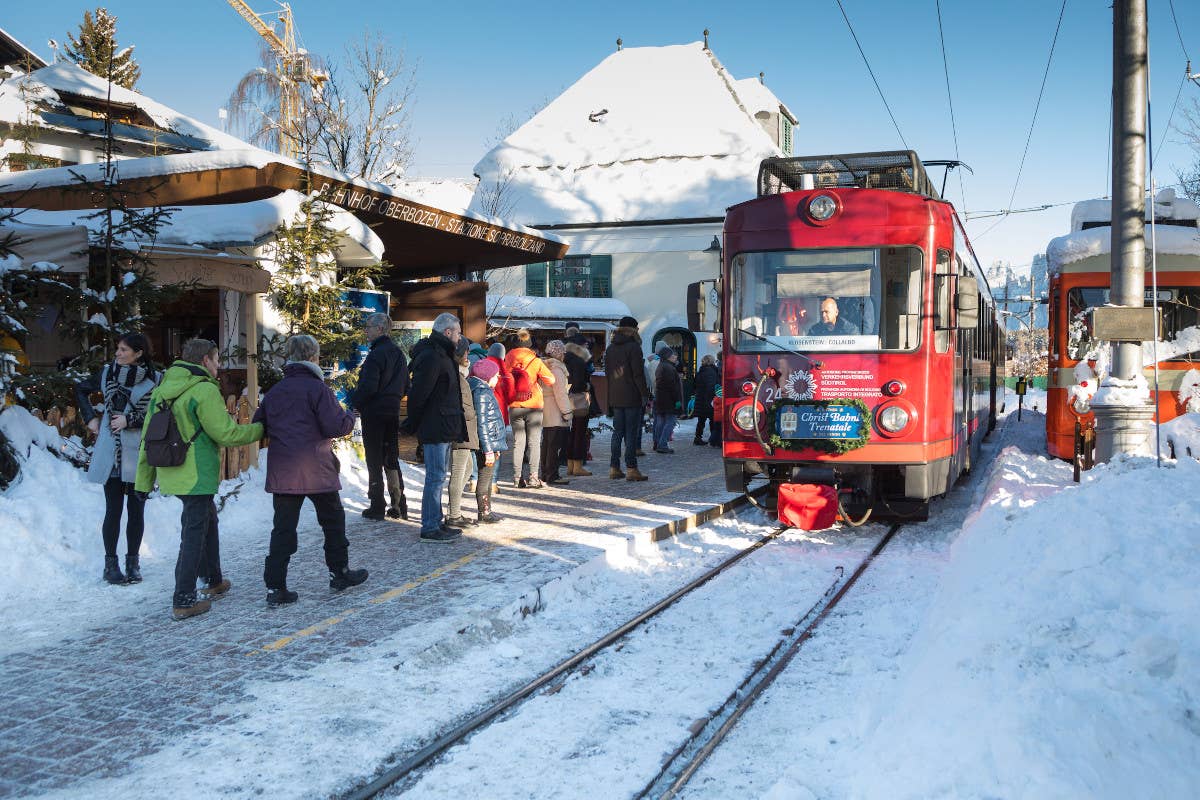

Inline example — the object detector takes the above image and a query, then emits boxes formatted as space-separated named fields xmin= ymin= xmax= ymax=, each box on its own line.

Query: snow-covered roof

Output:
xmin=1049 ymin=191 xmax=1200 ymax=272
xmin=390 ymin=177 xmax=478 ymax=215
xmin=11 ymin=190 xmax=384 ymax=263
xmin=1 ymin=60 xmax=252 ymax=152
xmin=488 ymin=295 xmax=631 ymax=324
xmin=732 ymin=77 xmax=796 ymax=123
xmin=1068 ymin=189 xmax=1200 ymax=233
xmin=470 ymin=42 xmax=784 ymax=225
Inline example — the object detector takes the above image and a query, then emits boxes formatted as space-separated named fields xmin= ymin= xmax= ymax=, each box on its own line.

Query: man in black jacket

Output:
xmin=603 ymin=315 xmax=649 ymax=481
xmin=350 ymin=312 xmax=409 ymax=521
xmin=401 ymin=312 xmax=467 ymax=542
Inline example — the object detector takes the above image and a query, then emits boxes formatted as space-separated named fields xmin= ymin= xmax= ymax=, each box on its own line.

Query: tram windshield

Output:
xmin=731 ymin=247 xmax=923 ymax=352
xmin=1068 ymin=287 xmax=1200 ymax=361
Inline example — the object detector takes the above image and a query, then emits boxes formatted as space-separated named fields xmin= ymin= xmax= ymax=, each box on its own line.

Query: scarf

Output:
xmin=103 ymin=361 xmax=152 ymax=476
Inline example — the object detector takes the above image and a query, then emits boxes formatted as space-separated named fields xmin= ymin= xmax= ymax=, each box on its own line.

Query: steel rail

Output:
xmin=641 ymin=522 xmax=904 ymax=800
xmin=342 ymin=499 xmax=781 ymax=800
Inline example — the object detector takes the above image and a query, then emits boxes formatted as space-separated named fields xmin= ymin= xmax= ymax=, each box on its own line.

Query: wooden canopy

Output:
xmin=0 ymin=156 xmax=567 ymax=279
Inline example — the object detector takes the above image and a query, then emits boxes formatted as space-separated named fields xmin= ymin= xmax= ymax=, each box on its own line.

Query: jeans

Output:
xmin=420 ymin=441 xmax=451 ymax=533
xmin=361 ymin=413 xmax=399 ymax=512
xmin=263 ymin=492 xmax=348 ymax=589
xmin=510 ymin=407 xmax=543 ymax=482
xmin=653 ymin=413 xmax=677 ymax=450
xmin=102 ymin=476 xmax=145 ymax=557
xmin=174 ymin=495 xmax=221 ymax=606
xmin=610 ymin=406 xmax=642 ymax=469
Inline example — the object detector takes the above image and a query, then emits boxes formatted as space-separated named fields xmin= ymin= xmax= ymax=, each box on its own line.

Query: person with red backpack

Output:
xmin=503 ymin=329 xmax=556 ymax=488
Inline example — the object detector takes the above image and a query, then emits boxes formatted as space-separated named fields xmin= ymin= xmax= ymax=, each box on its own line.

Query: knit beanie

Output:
xmin=618 ymin=315 xmax=638 ymax=329
xmin=469 ymin=358 xmax=500 ymax=383
xmin=487 ymin=342 xmax=506 ymax=360
xmin=545 ymin=339 xmax=565 ymax=359
xmin=656 ymin=343 xmax=675 ymax=357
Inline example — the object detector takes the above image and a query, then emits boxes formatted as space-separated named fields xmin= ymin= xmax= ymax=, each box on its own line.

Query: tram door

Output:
xmin=651 ymin=327 xmax=697 ymax=412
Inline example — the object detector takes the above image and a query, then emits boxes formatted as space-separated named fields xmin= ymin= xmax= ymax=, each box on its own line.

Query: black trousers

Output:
xmin=102 ymin=475 xmax=145 ymax=558
xmin=361 ymin=413 xmax=399 ymax=511
xmin=540 ymin=426 xmax=567 ymax=480
xmin=174 ymin=495 xmax=221 ymax=606
xmin=263 ymin=492 xmax=349 ymax=589
xmin=693 ymin=411 xmax=714 ymax=442
xmin=568 ymin=415 xmax=589 ymax=460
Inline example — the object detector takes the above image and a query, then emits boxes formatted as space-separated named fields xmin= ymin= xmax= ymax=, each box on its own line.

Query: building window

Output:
xmin=527 ymin=255 xmax=612 ymax=298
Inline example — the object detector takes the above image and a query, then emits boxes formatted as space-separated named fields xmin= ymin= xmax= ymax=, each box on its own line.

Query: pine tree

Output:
xmin=268 ymin=195 xmax=384 ymax=368
xmin=64 ymin=8 xmax=141 ymax=90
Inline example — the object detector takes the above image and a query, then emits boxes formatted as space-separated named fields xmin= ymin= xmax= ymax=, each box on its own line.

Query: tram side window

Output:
xmin=934 ymin=249 xmax=952 ymax=353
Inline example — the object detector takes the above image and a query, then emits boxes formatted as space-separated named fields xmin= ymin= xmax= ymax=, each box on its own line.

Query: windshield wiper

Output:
xmin=736 ymin=328 xmax=822 ymax=368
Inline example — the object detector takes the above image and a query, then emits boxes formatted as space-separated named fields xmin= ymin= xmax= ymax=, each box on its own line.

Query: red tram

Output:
xmin=717 ymin=151 xmax=1001 ymax=519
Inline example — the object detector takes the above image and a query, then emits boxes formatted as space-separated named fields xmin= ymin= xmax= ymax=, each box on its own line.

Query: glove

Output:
xmin=674 ymin=401 xmax=682 ymax=411
xmin=134 ymin=490 xmax=150 ymax=502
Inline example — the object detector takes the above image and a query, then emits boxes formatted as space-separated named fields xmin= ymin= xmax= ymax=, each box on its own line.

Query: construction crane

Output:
xmin=226 ymin=0 xmax=327 ymax=158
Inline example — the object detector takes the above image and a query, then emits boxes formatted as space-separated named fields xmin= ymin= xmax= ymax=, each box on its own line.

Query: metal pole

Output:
xmin=1095 ymin=0 xmax=1154 ymax=461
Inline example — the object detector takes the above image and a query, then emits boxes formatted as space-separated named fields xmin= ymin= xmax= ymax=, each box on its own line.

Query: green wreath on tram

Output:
xmin=766 ymin=397 xmax=872 ymax=455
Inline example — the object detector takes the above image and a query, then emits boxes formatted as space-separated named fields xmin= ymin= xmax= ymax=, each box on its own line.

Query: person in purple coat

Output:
xmin=252 ymin=335 xmax=368 ymax=606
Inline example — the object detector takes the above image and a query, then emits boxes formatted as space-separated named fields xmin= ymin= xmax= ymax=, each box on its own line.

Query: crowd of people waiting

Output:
xmin=77 ymin=312 xmax=721 ymax=621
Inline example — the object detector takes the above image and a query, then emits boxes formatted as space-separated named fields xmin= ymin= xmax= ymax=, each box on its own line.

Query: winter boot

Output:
xmin=124 ymin=554 xmax=142 ymax=584
xmin=200 ymin=578 xmax=232 ymax=599
xmin=477 ymin=496 xmax=501 ymax=524
xmin=545 ymin=473 xmax=569 ymax=486
xmin=103 ymin=556 xmax=126 ymax=585
xmin=609 ymin=466 xmax=625 ymax=479
xmin=385 ymin=469 xmax=408 ymax=521
xmin=443 ymin=514 xmax=478 ymax=528
xmin=172 ymin=595 xmax=211 ymax=621
xmin=266 ymin=587 xmax=299 ymax=607
xmin=625 ymin=466 xmax=649 ymax=482
xmin=329 ymin=567 xmax=369 ymax=592
xmin=568 ymin=459 xmax=593 ymax=477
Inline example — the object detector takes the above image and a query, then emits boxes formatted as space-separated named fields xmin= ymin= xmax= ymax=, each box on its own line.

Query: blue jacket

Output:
xmin=470 ymin=376 xmax=508 ymax=454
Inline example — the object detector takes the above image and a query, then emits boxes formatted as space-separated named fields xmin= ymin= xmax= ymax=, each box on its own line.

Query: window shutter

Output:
xmin=526 ymin=263 xmax=548 ymax=296
xmin=782 ymin=119 xmax=793 ymax=156
xmin=589 ymin=255 xmax=612 ymax=298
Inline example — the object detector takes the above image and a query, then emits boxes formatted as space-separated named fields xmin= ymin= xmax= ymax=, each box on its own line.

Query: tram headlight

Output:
xmin=877 ymin=405 xmax=910 ymax=433
xmin=808 ymin=194 xmax=838 ymax=221
xmin=734 ymin=404 xmax=757 ymax=432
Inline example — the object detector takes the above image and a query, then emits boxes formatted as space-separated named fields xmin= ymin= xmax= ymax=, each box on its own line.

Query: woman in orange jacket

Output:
xmin=503 ymin=329 xmax=555 ymax=488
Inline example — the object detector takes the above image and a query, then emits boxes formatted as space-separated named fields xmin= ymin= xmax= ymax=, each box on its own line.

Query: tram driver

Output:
xmin=807 ymin=297 xmax=856 ymax=336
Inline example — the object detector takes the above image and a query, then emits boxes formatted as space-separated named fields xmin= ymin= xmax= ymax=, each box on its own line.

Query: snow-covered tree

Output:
xmin=267 ymin=195 xmax=384 ymax=367
xmin=64 ymin=8 xmax=141 ymax=90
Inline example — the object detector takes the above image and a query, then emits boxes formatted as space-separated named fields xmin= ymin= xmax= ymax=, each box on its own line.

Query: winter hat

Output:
xmin=544 ymin=339 xmax=565 ymax=359
xmin=487 ymin=341 xmax=506 ymax=360
xmin=454 ymin=337 xmax=471 ymax=359
xmin=469 ymin=358 xmax=500 ymax=383
xmin=618 ymin=315 xmax=638 ymax=329
xmin=564 ymin=321 xmax=580 ymax=331
xmin=655 ymin=343 xmax=675 ymax=358
xmin=516 ymin=328 xmax=533 ymax=347
xmin=468 ymin=342 xmax=488 ymax=363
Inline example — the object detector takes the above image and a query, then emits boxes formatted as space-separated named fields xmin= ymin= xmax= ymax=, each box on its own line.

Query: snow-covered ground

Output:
xmin=2 ymin=390 xmax=1199 ymax=797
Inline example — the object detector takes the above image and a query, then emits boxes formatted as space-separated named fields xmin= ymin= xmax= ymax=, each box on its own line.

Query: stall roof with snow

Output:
xmin=487 ymin=295 xmax=632 ymax=330
xmin=470 ymin=42 xmax=785 ymax=227
xmin=0 ymin=150 xmax=567 ymax=278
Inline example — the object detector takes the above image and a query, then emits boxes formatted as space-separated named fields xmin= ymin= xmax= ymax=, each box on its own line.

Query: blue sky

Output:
xmin=6 ymin=0 xmax=1200 ymax=272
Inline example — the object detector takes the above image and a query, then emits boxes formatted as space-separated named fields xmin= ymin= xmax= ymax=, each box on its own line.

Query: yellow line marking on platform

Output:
xmin=369 ymin=546 xmax=497 ymax=605
xmin=638 ymin=470 xmax=723 ymax=504
xmin=252 ymin=545 xmax=498 ymax=654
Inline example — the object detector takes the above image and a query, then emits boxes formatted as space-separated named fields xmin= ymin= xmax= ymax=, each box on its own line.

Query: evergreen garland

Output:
xmin=64 ymin=8 xmax=141 ymax=90
xmin=766 ymin=397 xmax=873 ymax=455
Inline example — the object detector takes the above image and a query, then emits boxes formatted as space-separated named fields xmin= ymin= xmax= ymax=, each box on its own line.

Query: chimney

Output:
xmin=616 ymin=37 xmax=623 ymax=52
xmin=703 ymin=29 xmax=710 ymax=50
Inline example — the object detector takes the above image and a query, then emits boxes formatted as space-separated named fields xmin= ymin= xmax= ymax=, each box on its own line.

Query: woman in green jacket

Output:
xmin=136 ymin=338 xmax=263 ymax=620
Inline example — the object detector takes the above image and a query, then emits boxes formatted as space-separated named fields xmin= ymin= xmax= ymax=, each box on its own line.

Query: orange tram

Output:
xmin=717 ymin=151 xmax=1002 ymax=520
xmin=1045 ymin=192 xmax=1200 ymax=460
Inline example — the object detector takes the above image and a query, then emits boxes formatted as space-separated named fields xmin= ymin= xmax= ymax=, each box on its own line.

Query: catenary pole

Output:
xmin=1094 ymin=0 xmax=1155 ymax=461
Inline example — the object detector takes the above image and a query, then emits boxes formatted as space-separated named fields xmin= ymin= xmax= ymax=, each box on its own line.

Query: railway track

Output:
xmin=341 ymin=512 xmax=902 ymax=800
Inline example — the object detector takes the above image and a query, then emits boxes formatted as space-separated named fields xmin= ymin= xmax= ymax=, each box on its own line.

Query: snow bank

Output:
xmin=851 ymin=449 xmax=1200 ymax=798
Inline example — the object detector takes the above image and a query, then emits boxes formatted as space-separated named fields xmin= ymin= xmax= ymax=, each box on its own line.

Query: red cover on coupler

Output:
xmin=777 ymin=483 xmax=839 ymax=531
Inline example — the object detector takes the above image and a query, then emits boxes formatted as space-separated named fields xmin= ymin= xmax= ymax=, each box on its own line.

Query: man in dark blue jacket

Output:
xmin=401 ymin=312 xmax=467 ymax=542
xmin=350 ymin=312 xmax=409 ymax=521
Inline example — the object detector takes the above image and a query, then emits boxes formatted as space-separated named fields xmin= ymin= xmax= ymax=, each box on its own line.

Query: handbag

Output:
xmin=569 ymin=391 xmax=591 ymax=418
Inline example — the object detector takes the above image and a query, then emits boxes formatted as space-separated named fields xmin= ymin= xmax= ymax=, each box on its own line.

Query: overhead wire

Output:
xmin=834 ymin=0 xmax=909 ymax=150
xmin=975 ymin=0 xmax=1069 ymax=241
xmin=1167 ymin=0 xmax=1192 ymax=62
xmin=934 ymin=0 xmax=968 ymax=215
